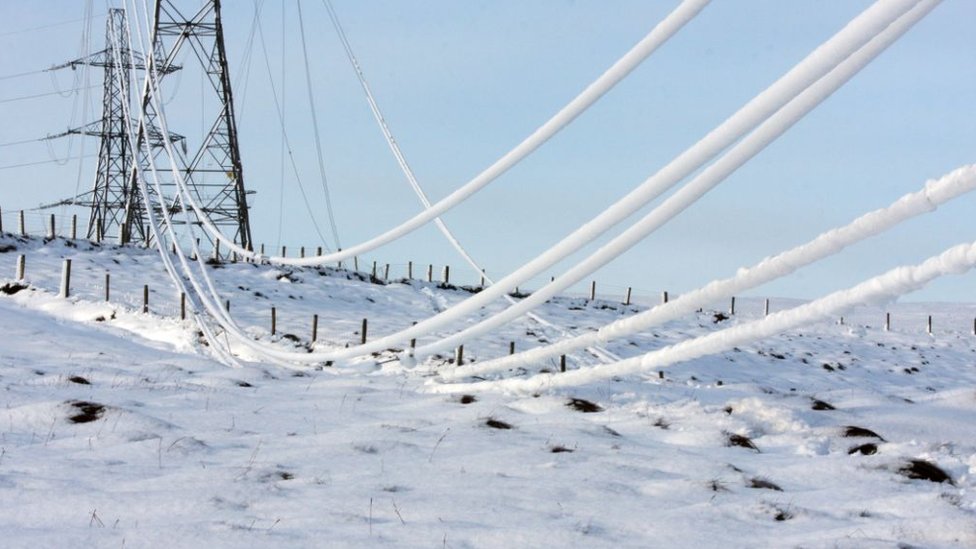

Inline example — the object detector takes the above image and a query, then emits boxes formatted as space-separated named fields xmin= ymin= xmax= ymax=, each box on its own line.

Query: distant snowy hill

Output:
xmin=0 ymin=234 xmax=974 ymax=547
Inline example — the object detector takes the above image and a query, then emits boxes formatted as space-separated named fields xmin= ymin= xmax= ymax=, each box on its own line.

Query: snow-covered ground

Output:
xmin=0 ymin=234 xmax=974 ymax=547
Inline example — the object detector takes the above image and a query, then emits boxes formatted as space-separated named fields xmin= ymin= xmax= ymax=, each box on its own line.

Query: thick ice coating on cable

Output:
xmin=411 ymin=0 xmax=939 ymax=360
xmin=183 ymin=0 xmax=714 ymax=266
xmin=162 ymin=0 xmax=924 ymax=365
xmin=440 ymin=164 xmax=976 ymax=381
xmin=428 ymin=237 xmax=976 ymax=394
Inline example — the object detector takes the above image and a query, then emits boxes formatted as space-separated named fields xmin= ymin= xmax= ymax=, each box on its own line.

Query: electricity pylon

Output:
xmin=49 ymin=8 xmax=180 ymax=242
xmin=123 ymin=0 xmax=253 ymax=252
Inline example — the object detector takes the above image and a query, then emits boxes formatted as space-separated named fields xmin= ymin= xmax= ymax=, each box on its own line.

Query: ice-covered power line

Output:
xmin=157 ymin=0 xmax=931 ymax=366
xmin=177 ymin=0 xmax=713 ymax=266
xmin=412 ymin=0 xmax=940 ymax=360
xmin=440 ymin=163 xmax=976 ymax=381
xmin=428 ymin=236 xmax=976 ymax=394
xmin=321 ymin=0 xmax=617 ymax=363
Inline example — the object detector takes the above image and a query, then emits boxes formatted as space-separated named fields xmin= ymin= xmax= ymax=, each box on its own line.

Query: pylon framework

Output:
xmin=49 ymin=8 xmax=180 ymax=242
xmin=123 ymin=0 xmax=253 ymax=252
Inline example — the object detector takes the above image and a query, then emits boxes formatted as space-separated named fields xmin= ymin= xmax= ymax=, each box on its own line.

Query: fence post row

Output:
xmin=443 ymin=265 xmax=450 ymax=285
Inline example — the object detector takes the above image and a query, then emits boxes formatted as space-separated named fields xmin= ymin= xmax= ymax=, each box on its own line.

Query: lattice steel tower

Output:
xmin=123 ymin=0 xmax=253 ymax=252
xmin=49 ymin=9 xmax=178 ymax=242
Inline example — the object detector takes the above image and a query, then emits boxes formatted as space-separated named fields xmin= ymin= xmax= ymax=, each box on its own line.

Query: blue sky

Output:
xmin=0 ymin=1 xmax=973 ymax=302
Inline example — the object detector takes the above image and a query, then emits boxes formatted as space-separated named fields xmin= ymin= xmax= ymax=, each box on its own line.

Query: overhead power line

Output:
xmin=0 ymin=84 xmax=99 ymax=105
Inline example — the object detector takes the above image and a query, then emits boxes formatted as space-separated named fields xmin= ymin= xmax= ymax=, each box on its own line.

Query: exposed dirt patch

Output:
xmin=0 ymin=282 xmax=28 ymax=295
xmin=811 ymin=399 xmax=835 ymax=411
xmin=726 ymin=433 xmax=760 ymax=452
xmin=66 ymin=401 xmax=105 ymax=424
xmin=485 ymin=418 xmax=513 ymax=430
xmin=848 ymin=443 xmax=878 ymax=456
xmin=898 ymin=459 xmax=953 ymax=484
xmin=842 ymin=425 xmax=886 ymax=441
xmin=566 ymin=397 xmax=603 ymax=413
xmin=749 ymin=477 xmax=783 ymax=491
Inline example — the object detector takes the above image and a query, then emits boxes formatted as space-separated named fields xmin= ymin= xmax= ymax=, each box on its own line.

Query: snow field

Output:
xmin=0 ymin=234 xmax=974 ymax=547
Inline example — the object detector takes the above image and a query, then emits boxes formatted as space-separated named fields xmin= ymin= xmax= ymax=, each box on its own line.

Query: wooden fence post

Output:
xmin=407 ymin=261 xmax=413 ymax=280
xmin=662 ymin=291 xmax=669 ymax=304
xmin=371 ymin=261 xmax=377 ymax=278
xmin=729 ymin=297 xmax=736 ymax=315
xmin=361 ymin=318 xmax=368 ymax=345
xmin=354 ymin=257 xmax=359 ymax=272
xmin=312 ymin=314 xmax=318 ymax=343
xmin=927 ymin=315 xmax=932 ymax=335
xmin=480 ymin=269 xmax=486 ymax=288
xmin=15 ymin=255 xmax=25 ymax=280
xmin=180 ymin=292 xmax=186 ymax=320
xmin=260 ymin=243 xmax=265 ymax=255
xmin=443 ymin=265 xmax=450 ymax=285
xmin=0 ymin=205 xmax=3 ymax=233
xmin=71 ymin=215 xmax=77 ymax=239
xmin=271 ymin=307 xmax=277 ymax=335
xmin=455 ymin=345 xmax=463 ymax=365
xmin=104 ymin=272 xmax=110 ymax=302
xmin=18 ymin=210 xmax=25 ymax=236
xmin=624 ymin=287 xmax=632 ymax=306
xmin=96 ymin=222 xmax=102 ymax=243
xmin=383 ymin=263 xmax=390 ymax=281
xmin=225 ymin=299 xmax=230 ymax=312
xmin=884 ymin=312 xmax=890 ymax=332
xmin=281 ymin=245 xmax=287 ymax=258
xmin=560 ymin=355 xmax=566 ymax=373
xmin=59 ymin=259 xmax=71 ymax=298
xmin=764 ymin=298 xmax=770 ymax=317
xmin=426 ymin=264 xmax=433 ymax=283
xmin=48 ymin=214 xmax=55 ymax=239
xmin=142 ymin=285 xmax=149 ymax=314
xmin=300 ymin=246 xmax=305 ymax=258
xmin=509 ymin=341 xmax=515 ymax=355
xmin=589 ymin=280 xmax=596 ymax=301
